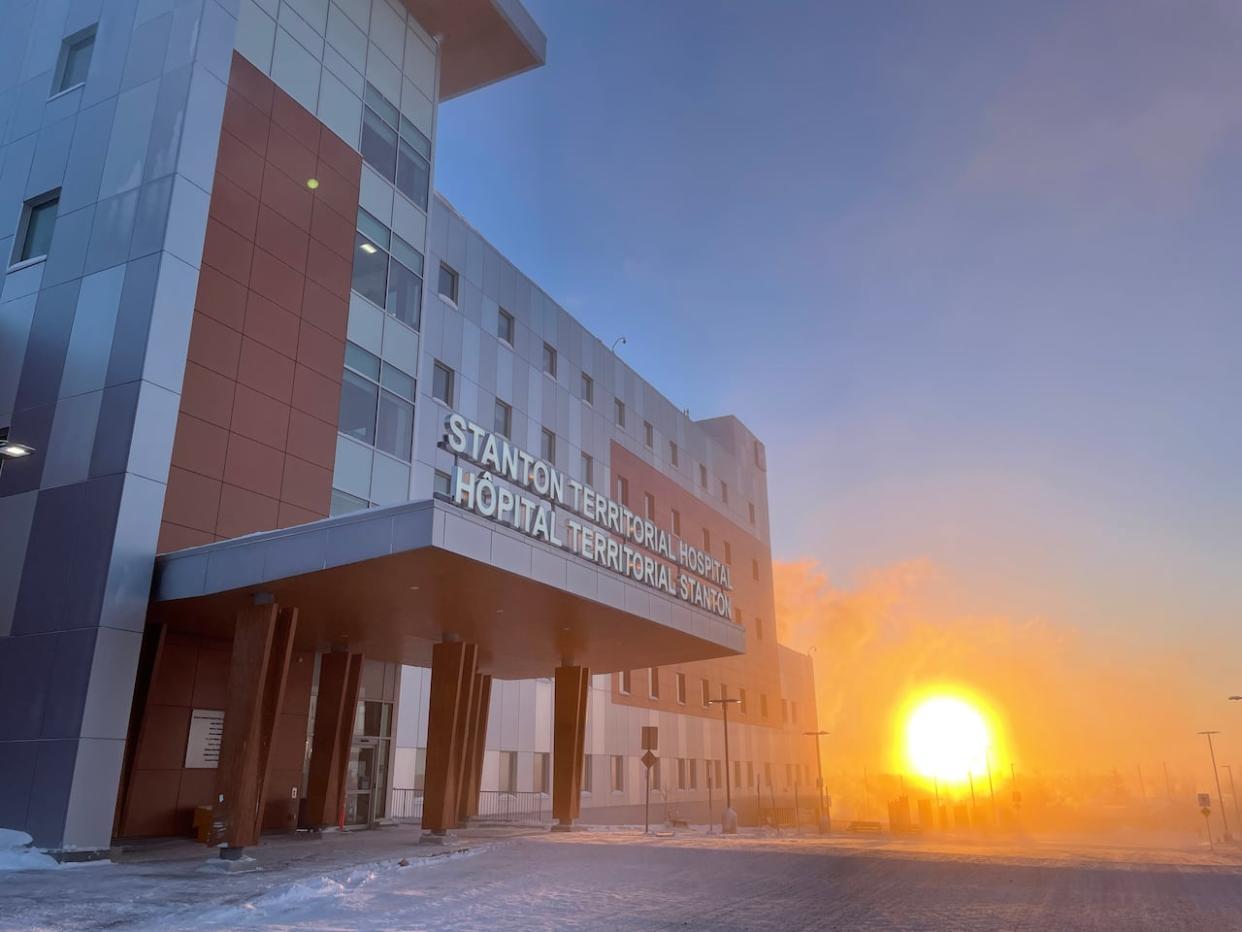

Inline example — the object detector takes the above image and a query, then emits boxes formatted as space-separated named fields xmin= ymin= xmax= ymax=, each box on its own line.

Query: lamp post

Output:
xmin=803 ymin=730 xmax=830 ymax=833
xmin=1223 ymin=764 xmax=1242 ymax=831
xmin=707 ymin=696 xmax=741 ymax=833
xmin=1198 ymin=730 xmax=1231 ymax=842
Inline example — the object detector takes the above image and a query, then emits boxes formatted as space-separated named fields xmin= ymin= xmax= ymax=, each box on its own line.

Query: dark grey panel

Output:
xmin=103 ymin=253 xmax=159 ymax=386
xmin=40 ymin=628 xmax=97 ymax=739
xmin=0 ymin=632 xmax=56 ymax=740
xmin=24 ymin=739 xmax=77 ymax=847
xmin=120 ymin=11 xmax=173 ymax=93
xmin=25 ymin=115 xmax=75 ymax=199
xmin=13 ymin=279 xmax=82 ymax=411
xmin=40 ymin=203 xmax=95 ymax=287
xmin=59 ymin=98 xmax=119 ymax=215
xmin=0 ymin=402 xmax=53 ymax=495
xmin=88 ymin=380 xmax=139 ymax=478
xmin=0 ymin=740 xmax=37 ymax=833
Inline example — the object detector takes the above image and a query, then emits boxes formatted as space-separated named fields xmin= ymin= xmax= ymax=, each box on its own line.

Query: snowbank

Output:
xmin=0 ymin=829 xmax=59 ymax=872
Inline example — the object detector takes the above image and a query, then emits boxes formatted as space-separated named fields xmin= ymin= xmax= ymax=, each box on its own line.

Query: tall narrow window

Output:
xmin=498 ymin=308 xmax=515 ymax=345
xmin=643 ymin=492 xmax=655 ymax=520
xmin=756 ymin=617 xmax=764 ymax=640
xmin=438 ymin=262 xmax=458 ymax=303
xmin=615 ymin=475 xmax=628 ymax=506
xmin=701 ymin=679 xmax=711 ymax=707
xmin=55 ymin=28 xmax=95 ymax=95
xmin=611 ymin=755 xmax=625 ymax=792
xmin=748 ymin=501 xmax=756 ymax=525
xmin=581 ymin=452 xmax=594 ymax=485
xmin=620 ymin=670 xmax=632 ymax=695
xmin=614 ymin=398 xmax=625 ymax=427
xmin=669 ymin=440 xmax=679 ymax=466
xmin=582 ymin=754 xmax=594 ymax=794
xmin=702 ymin=528 xmax=711 ymax=552
xmin=644 ymin=421 xmax=653 ymax=448
xmin=432 ymin=361 xmax=454 ymax=405
xmin=648 ymin=667 xmax=660 ymax=700
xmin=699 ymin=464 xmax=708 ymax=488
xmin=676 ymin=673 xmax=687 ymax=704
xmin=534 ymin=752 xmax=550 ymax=794
xmin=752 ymin=558 xmax=760 ymax=581
xmin=542 ymin=342 xmax=557 ymax=377
xmin=498 ymin=750 xmax=517 ymax=793
xmin=671 ymin=509 xmax=681 ymax=536
xmin=581 ymin=372 xmax=594 ymax=404
xmin=494 ymin=399 xmax=512 ymax=438
xmin=14 ymin=192 xmax=59 ymax=265
xmin=541 ymin=428 xmax=556 ymax=465
xmin=720 ymin=480 xmax=729 ymax=503
xmin=724 ymin=541 xmax=732 ymax=564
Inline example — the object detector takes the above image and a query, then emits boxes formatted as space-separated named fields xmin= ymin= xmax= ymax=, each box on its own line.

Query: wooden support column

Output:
xmin=214 ymin=602 xmax=297 ymax=854
xmin=304 ymin=651 xmax=363 ymax=829
xmin=552 ymin=666 xmax=590 ymax=827
xmin=458 ymin=673 xmax=492 ymax=821
xmin=421 ymin=641 xmax=477 ymax=833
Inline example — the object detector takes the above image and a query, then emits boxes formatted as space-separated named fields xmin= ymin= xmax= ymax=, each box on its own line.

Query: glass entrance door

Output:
xmin=344 ymin=700 xmax=392 ymax=827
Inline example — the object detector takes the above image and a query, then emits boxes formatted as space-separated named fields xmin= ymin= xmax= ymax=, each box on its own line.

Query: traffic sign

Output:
xmin=1198 ymin=793 xmax=1211 ymax=810
xmin=641 ymin=750 xmax=657 ymax=769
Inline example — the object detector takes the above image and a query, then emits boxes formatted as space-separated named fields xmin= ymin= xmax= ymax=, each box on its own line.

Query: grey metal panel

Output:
xmin=40 ymin=628 xmax=97 ymax=739
xmin=59 ymin=97 xmax=119 ymax=214
xmin=0 ymin=631 xmax=57 ymax=740
xmin=83 ymin=189 xmax=139 ymax=274
xmin=40 ymin=388 xmax=102 ymax=488
xmin=14 ymin=279 xmax=81 ymax=412
xmin=40 ymin=203 xmax=93 ymax=286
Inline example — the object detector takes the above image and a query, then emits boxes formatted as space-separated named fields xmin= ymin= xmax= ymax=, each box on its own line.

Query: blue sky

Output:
xmin=435 ymin=2 xmax=1242 ymax=662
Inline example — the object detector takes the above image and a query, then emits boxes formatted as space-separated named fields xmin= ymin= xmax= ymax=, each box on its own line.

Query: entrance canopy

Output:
xmin=151 ymin=499 xmax=745 ymax=679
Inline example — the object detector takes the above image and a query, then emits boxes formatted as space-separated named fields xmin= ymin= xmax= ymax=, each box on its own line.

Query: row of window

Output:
xmin=617 ymin=669 xmax=797 ymax=723
xmin=352 ymin=208 xmax=424 ymax=329
xmin=339 ymin=343 xmax=417 ymax=461
xmin=432 ymin=263 xmax=760 ymax=527
xmin=359 ymin=82 xmax=431 ymax=212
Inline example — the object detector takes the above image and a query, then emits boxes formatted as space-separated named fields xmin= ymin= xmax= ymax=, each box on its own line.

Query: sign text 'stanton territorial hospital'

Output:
xmin=442 ymin=413 xmax=734 ymax=618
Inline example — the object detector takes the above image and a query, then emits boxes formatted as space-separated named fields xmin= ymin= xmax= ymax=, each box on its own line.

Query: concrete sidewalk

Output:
xmin=0 ymin=823 xmax=542 ymax=931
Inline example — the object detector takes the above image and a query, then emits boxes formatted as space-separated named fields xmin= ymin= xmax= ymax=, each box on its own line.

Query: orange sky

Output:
xmin=773 ymin=557 xmax=1233 ymax=793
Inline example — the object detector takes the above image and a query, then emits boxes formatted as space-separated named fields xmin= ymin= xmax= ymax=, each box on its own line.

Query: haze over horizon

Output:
xmin=434 ymin=2 xmax=1242 ymax=777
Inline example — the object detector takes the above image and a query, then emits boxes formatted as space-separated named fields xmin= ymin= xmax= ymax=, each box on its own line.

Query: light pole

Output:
xmin=1198 ymin=730 xmax=1231 ymax=842
xmin=707 ymin=696 xmax=741 ymax=833
xmin=803 ymin=730 xmax=830 ymax=833
xmin=1224 ymin=764 xmax=1242 ymax=831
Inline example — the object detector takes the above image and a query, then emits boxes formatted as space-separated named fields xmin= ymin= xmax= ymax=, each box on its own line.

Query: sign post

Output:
xmin=1199 ymin=793 xmax=1214 ymax=852
xmin=641 ymin=727 xmax=658 ymax=836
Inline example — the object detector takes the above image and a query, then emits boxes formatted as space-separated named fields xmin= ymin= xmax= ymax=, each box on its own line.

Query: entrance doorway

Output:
xmin=344 ymin=700 xmax=392 ymax=827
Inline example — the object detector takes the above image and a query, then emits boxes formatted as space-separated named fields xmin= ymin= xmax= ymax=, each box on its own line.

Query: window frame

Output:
xmin=581 ymin=372 xmax=594 ymax=405
xmin=614 ymin=398 xmax=625 ymax=427
xmin=437 ymin=262 xmax=459 ymax=304
xmin=431 ymin=360 xmax=454 ymax=405
xmin=53 ymin=27 xmax=96 ymax=97
xmin=542 ymin=342 xmax=557 ymax=378
xmin=494 ymin=398 xmax=512 ymax=438
xmin=643 ymin=420 xmax=653 ymax=448
xmin=541 ymin=427 xmax=556 ymax=465
xmin=11 ymin=190 xmax=60 ymax=268
xmin=498 ymin=308 xmax=515 ymax=345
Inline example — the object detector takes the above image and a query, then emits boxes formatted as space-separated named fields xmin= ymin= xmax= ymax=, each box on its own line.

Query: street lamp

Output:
xmin=1224 ymin=764 xmax=1242 ymax=832
xmin=707 ymin=696 xmax=741 ymax=833
xmin=803 ymin=730 xmax=830 ymax=833
xmin=1229 ymin=696 xmax=1242 ymax=702
xmin=1198 ymin=730 xmax=1231 ymax=842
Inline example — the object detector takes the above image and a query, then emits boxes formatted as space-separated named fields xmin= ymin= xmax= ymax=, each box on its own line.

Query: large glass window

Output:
xmin=498 ymin=309 xmax=514 ymax=345
xmin=438 ymin=263 xmax=458 ymax=303
xmin=15 ymin=193 xmax=59 ymax=265
xmin=432 ymin=362 xmax=454 ymax=405
xmin=56 ymin=29 xmax=95 ymax=95
xmin=494 ymin=399 xmax=512 ymax=438
xmin=360 ymin=85 xmax=399 ymax=183
xmin=340 ymin=343 xmax=416 ymax=461
xmin=352 ymin=209 xmax=422 ymax=330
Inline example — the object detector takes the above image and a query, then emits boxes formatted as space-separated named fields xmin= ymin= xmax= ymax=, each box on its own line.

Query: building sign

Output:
xmin=184 ymin=709 xmax=225 ymax=769
xmin=442 ymin=413 xmax=733 ymax=619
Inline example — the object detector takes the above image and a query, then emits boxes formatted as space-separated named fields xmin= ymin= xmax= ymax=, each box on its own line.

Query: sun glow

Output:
xmin=902 ymin=691 xmax=999 ymax=785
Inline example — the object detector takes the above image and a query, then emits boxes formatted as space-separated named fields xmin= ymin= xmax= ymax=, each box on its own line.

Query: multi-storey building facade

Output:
xmin=0 ymin=0 xmax=816 ymax=855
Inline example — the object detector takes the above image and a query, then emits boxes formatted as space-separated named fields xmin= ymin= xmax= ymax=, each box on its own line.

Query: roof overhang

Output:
xmin=403 ymin=0 xmax=546 ymax=100
xmin=151 ymin=499 xmax=744 ymax=679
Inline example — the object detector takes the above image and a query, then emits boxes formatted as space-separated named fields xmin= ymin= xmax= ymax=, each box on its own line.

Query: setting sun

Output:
xmin=903 ymin=694 xmax=995 ymax=784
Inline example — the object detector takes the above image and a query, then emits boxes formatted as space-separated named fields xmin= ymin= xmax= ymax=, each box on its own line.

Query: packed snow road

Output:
xmin=5 ymin=830 xmax=1242 ymax=931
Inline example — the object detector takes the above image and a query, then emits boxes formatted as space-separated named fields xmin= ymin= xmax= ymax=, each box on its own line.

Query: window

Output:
xmin=433 ymin=470 xmax=452 ymax=497
xmin=677 ymin=758 xmax=687 ymax=791
xmin=340 ymin=343 xmax=415 ymax=461
xmin=432 ymin=361 xmax=454 ymax=405
xmin=701 ymin=678 xmax=711 ymax=707
xmin=331 ymin=488 xmax=368 ymax=515
xmin=756 ymin=618 xmax=764 ymax=640
xmin=582 ymin=754 xmax=594 ymax=794
xmin=498 ymin=308 xmax=515 ymax=345
xmin=619 ymin=670 xmax=632 ymax=694
xmin=702 ymin=528 xmax=711 ymax=552
xmin=611 ymin=755 xmax=625 ymax=792
xmin=669 ymin=441 xmax=678 ymax=466
xmin=13 ymin=192 xmax=59 ymax=266
xmin=352 ymin=209 xmax=423 ymax=328
xmin=760 ymin=693 xmax=769 ymax=718
xmin=752 ymin=559 xmax=760 ymax=581
xmin=735 ymin=608 xmax=743 ymax=625
xmin=360 ymin=83 xmax=430 ymax=210
xmin=614 ymin=398 xmax=625 ymax=427
xmin=746 ymin=761 xmax=754 ymax=788
xmin=782 ymin=698 xmax=788 ymax=723
xmin=494 ymin=399 xmax=512 ymax=438
xmin=643 ymin=492 xmax=655 ymax=520
xmin=720 ymin=480 xmax=728 ymax=503
xmin=715 ymin=760 xmax=724 ymax=790
xmin=615 ymin=475 xmax=628 ymax=506
xmin=542 ymin=342 xmax=557 ymax=377
xmin=498 ymin=751 xmax=518 ymax=793
xmin=581 ymin=372 xmax=594 ymax=405
xmin=437 ymin=262 xmax=458 ymax=303
xmin=786 ymin=763 xmax=794 ymax=788
xmin=699 ymin=464 xmax=708 ymax=488
xmin=733 ymin=761 xmax=742 ymax=788
xmin=581 ymin=452 xmax=594 ymax=486
xmin=671 ymin=509 xmax=681 ymax=536
xmin=764 ymin=762 xmax=773 ymax=789
xmin=724 ymin=541 xmax=732 ymax=564
xmin=748 ymin=501 xmax=756 ymax=525
xmin=54 ymin=28 xmax=95 ymax=95
xmin=689 ymin=759 xmax=698 ymax=790
xmin=644 ymin=421 xmax=653 ymax=448
xmin=541 ymin=428 xmax=556 ymax=465
xmin=754 ymin=439 xmax=765 ymax=469
xmin=739 ymin=688 xmax=747 ymax=714
xmin=534 ymin=752 xmax=550 ymax=794
xmin=675 ymin=672 xmax=687 ymax=704
xmin=791 ymin=701 xmax=799 ymax=724
xmin=648 ymin=667 xmax=660 ymax=700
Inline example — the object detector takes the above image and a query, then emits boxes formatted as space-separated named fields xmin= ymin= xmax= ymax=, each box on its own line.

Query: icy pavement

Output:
xmin=3 ymin=828 xmax=1242 ymax=931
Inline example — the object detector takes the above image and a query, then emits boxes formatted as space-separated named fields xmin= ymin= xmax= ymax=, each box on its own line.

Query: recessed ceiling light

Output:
xmin=306 ymin=178 xmax=320 ymax=190
xmin=0 ymin=443 xmax=34 ymax=459
xmin=360 ymin=242 xmax=378 ymax=254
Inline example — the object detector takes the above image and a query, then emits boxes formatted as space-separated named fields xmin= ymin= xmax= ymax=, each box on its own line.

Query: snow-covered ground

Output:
xmin=3 ymin=828 xmax=1242 ymax=931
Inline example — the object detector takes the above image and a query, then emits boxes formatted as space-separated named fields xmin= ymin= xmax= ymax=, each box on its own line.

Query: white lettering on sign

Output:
xmin=185 ymin=709 xmax=225 ymax=769
xmin=442 ymin=412 xmax=734 ymax=619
